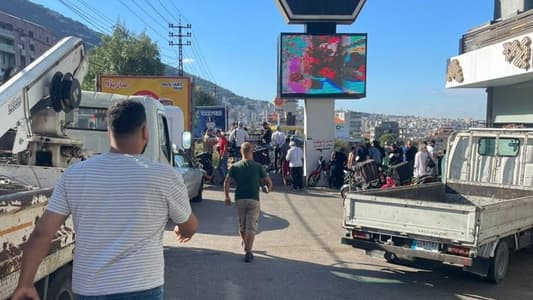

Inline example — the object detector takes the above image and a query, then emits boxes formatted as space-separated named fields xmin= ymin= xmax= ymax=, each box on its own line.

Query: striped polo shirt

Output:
xmin=47 ymin=152 xmax=191 ymax=296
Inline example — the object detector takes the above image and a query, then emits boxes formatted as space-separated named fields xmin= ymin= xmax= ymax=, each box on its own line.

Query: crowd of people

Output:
xmin=328 ymin=138 xmax=444 ymax=189
xmin=201 ymin=122 xmax=307 ymax=190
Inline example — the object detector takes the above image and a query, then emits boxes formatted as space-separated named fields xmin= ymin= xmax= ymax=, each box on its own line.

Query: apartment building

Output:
xmin=0 ymin=11 xmax=55 ymax=77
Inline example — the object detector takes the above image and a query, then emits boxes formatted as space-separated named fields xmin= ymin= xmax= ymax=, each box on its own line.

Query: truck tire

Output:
xmin=47 ymin=264 xmax=74 ymax=300
xmin=486 ymin=240 xmax=509 ymax=284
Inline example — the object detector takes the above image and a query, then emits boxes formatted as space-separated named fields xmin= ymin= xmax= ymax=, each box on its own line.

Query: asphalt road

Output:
xmin=162 ymin=179 xmax=533 ymax=300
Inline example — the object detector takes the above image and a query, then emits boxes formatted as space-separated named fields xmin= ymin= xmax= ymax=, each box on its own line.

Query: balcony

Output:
xmin=0 ymin=28 xmax=14 ymax=39
xmin=461 ymin=9 xmax=533 ymax=54
xmin=0 ymin=43 xmax=15 ymax=54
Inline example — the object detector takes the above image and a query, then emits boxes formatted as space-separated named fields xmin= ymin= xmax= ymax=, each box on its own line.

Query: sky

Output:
xmin=30 ymin=0 xmax=493 ymax=120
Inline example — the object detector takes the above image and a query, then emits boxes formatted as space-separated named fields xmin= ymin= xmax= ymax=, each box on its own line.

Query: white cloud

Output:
xmin=183 ymin=58 xmax=195 ymax=64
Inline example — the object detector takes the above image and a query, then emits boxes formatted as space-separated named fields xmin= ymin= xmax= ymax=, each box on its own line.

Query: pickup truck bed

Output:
xmin=344 ymin=182 xmax=533 ymax=246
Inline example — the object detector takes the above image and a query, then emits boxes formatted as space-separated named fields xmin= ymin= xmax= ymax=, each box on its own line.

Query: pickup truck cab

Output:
xmin=342 ymin=128 xmax=533 ymax=283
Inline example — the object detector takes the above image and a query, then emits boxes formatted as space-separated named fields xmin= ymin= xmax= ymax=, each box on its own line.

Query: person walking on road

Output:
xmin=224 ymin=142 xmax=273 ymax=263
xmin=11 ymin=100 xmax=198 ymax=300
xmin=229 ymin=121 xmax=249 ymax=161
xmin=271 ymin=126 xmax=286 ymax=173
xmin=286 ymin=141 xmax=304 ymax=190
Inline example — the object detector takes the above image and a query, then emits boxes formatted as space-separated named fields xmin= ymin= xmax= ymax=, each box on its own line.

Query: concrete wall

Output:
xmin=489 ymin=82 xmax=533 ymax=125
xmin=494 ymin=0 xmax=533 ymax=20
xmin=304 ymin=99 xmax=335 ymax=178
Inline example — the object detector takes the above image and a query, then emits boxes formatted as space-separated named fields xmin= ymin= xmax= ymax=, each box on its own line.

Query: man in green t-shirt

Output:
xmin=224 ymin=142 xmax=272 ymax=263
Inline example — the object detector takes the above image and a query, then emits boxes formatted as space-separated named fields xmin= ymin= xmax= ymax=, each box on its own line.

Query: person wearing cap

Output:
xmin=271 ymin=126 xmax=286 ymax=173
xmin=229 ymin=122 xmax=249 ymax=161
xmin=286 ymin=140 xmax=304 ymax=190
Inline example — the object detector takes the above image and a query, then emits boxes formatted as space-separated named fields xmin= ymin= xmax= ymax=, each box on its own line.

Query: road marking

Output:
xmin=331 ymin=270 xmax=404 ymax=284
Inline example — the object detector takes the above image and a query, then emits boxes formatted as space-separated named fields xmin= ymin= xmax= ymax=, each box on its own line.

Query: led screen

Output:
xmin=279 ymin=33 xmax=367 ymax=98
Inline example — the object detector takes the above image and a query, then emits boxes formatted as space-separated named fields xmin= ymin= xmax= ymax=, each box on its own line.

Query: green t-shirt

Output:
xmin=228 ymin=159 xmax=267 ymax=201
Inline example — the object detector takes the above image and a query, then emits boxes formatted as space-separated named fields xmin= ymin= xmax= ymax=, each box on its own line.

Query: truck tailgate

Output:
xmin=344 ymin=190 xmax=478 ymax=244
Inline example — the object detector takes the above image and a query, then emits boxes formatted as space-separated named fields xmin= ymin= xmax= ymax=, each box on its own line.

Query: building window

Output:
xmin=29 ymin=44 xmax=34 ymax=51
xmin=28 ymin=31 xmax=33 ymax=38
xmin=20 ymin=56 xmax=26 ymax=66
xmin=46 ymin=36 xmax=49 ymax=43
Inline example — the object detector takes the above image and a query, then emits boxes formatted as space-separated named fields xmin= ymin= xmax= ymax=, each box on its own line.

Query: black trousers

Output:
xmin=290 ymin=167 xmax=303 ymax=189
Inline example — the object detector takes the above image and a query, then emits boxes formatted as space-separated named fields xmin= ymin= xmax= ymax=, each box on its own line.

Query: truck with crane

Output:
xmin=0 ymin=36 xmax=185 ymax=299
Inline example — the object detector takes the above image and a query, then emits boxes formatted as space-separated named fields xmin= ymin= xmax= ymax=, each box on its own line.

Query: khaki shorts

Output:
xmin=235 ymin=199 xmax=260 ymax=234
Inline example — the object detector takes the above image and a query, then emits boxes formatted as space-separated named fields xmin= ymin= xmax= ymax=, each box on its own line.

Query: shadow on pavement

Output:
xmin=163 ymin=247 xmax=532 ymax=300
xmin=170 ymin=197 xmax=290 ymax=236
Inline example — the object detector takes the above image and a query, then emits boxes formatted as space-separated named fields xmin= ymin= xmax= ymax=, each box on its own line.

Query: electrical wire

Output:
xmin=57 ymin=0 xmax=112 ymax=34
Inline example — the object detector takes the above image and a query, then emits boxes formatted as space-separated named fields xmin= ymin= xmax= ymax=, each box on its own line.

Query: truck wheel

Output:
xmin=47 ymin=264 xmax=74 ymax=300
xmin=487 ymin=240 xmax=509 ymax=284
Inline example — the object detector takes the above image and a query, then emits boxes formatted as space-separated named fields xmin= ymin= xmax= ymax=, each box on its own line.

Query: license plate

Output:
xmin=412 ymin=240 xmax=439 ymax=252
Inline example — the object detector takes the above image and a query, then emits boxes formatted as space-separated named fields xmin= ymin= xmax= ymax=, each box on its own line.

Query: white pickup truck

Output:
xmin=342 ymin=128 xmax=533 ymax=283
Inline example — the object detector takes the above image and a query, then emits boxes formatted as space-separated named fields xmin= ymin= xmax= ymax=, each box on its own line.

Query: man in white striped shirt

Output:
xmin=12 ymin=100 xmax=198 ymax=300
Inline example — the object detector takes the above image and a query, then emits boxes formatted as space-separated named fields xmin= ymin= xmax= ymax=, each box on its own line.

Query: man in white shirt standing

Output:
xmin=271 ymin=126 xmax=286 ymax=173
xmin=286 ymin=141 xmax=304 ymax=190
xmin=229 ymin=121 xmax=249 ymax=161
xmin=11 ymin=100 xmax=198 ymax=300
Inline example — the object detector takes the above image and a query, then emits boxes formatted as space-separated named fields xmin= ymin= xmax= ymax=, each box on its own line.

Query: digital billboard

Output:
xmin=97 ymin=75 xmax=192 ymax=130
xmin=279 ymin=33 xmax=367 ymax=99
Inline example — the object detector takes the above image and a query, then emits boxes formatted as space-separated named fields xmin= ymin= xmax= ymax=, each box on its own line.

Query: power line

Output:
xmin=163 ymin=0 xmax=218 ymax=85
xmin=141 ymin=0 xmax=206 ymax=79
xmin=74 ymin=0 xmax=115 ymax=27
xmin=118 ymin=0 xmax=167 ymax=40
xmin=57 ymin=0 xmax=111 ymax=34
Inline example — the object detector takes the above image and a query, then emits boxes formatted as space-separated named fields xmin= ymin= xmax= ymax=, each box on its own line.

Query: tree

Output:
xmin=193 ymin=87 xmax=216 ymax=107
xmin=379 ymin=133 xmax=398 ymax=146
xmin=82 ymin=25 xmax=164 ymax=90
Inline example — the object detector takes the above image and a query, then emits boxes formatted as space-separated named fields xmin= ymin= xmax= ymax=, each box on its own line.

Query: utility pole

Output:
xmin=169 ymin=18 xmax=192 ymax=77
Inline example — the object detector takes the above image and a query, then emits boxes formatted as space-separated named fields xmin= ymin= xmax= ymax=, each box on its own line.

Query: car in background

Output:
xmin=174 ymin=148 xmax=204 ymax=202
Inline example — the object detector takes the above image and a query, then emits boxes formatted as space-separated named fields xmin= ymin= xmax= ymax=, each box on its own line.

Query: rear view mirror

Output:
xmin=172 ymin=144 xmax=178 ymax=154
xmin=182 ymin=131 xmax=192 ymax=149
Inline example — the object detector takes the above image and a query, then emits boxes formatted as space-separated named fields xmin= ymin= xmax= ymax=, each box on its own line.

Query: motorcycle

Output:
xmin=307 ymin=155 xmax=329 ymax=187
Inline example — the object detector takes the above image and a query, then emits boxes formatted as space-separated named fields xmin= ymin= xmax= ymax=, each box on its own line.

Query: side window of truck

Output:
xmin=478 ymin=138 xmax=520 ymax=157
xmin=65 ymin=107 xmax=107 ymax=130
xmin=157 ymin=113 xmax=172 ymax=164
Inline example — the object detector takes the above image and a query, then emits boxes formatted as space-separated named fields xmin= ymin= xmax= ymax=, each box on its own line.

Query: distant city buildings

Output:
xmin=335 ymin=109 xmax=478 ymax=144
xmin=0 ymin=11 xmax=55 ymax=77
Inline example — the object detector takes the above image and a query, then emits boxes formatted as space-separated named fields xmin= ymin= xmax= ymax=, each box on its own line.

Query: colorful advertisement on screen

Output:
xmin=279 ymin=33 xmax=367 ymax=99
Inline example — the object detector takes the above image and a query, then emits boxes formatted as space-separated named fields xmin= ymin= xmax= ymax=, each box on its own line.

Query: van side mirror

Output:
xmin=182 ymin=131 xmax=191 ymax=149
xmin=172 ymin=144 xmax=178 ymax=154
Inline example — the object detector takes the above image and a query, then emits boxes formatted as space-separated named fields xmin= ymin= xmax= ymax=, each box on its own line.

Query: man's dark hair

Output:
xmin=106 ymin=100 xmax=146 ymax=138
